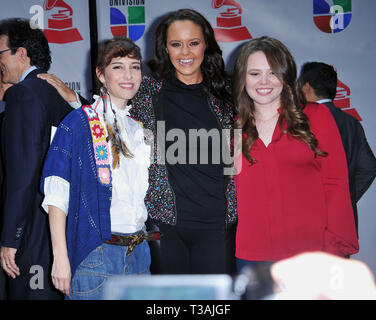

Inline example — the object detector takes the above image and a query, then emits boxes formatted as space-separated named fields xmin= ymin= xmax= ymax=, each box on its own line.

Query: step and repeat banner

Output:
xmin=1 ymin=0 xmax=376 ymax=274
xmin=0 ymin=0 xmax=92 ymax=100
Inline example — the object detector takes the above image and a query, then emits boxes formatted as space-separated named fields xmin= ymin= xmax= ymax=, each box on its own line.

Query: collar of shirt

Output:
xmin=316 ymin=98 xmax=332 ymax=104
xmin=19 ymin=66 xmax=38 ymax=83
xmin=93 ymin=95 xmax=131 ymax=118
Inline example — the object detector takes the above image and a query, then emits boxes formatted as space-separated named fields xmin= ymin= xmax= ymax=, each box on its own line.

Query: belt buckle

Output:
xmin=126 ymin=231 xmax=145 ymax=256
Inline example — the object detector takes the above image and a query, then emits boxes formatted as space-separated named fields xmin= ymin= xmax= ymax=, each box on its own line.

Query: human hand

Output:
xmin=0 ymin=71 xmax=12 ymax=101
xmin=270 ymin=252 xmax=376 ymax=300
xmin=0 ymin=246 xmax=20 ymax=279
xmin=51 ymin=254 xmax=71 ymax=296
xmin=37 ymin=73 xmax=77 ymax=103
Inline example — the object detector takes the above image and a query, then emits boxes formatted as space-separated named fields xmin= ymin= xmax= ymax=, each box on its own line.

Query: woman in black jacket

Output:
xmin=130 ymin=9 xmax=237 ymax=275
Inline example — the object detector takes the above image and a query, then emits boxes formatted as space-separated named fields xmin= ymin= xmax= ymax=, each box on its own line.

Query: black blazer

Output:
xmin=0 ymin=111 xmax=4 ymax=237
xmin=1 ymin=68 xmax=73 ymax=250
xmin=323 ymin=101 xmax=376 ymax=234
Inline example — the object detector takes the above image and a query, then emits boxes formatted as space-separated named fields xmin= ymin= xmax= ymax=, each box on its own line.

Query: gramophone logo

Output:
xmin=43 ymin=0 xmax=83 ymax=44
xmin=334 ymin=78 xmax=361 ymax=121
xmin=212 ymin=0 xmax=252 ymax=42
xmin=110 ymin=3 xmax=145 ymax=42
xmin=313 ymin=0 xmax=352 ymax=33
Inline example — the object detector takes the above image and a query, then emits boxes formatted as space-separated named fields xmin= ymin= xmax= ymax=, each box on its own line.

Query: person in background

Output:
xmin=232 ymin=36 xmax=359 ymax=273
xmin=0 ymin=70 xmax=11 ymax=300
xmin=41 ymin=37 xmax=153 ymax=300
xmin=0 ymin=70 xmax=11 ymax=109
xmin=298 ymin=62 xmax=376 ymax=237
xmin=0 ymin=18 xmax=72 ymax=300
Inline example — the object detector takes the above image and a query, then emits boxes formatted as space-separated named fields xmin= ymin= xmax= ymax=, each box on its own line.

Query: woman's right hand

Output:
xmin=51 ymin=255 xmax=71 ymax=296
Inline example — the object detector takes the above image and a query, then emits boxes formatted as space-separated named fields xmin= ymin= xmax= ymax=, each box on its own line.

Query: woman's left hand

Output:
xmin=51 ymin=254 xmax=71 ymax=297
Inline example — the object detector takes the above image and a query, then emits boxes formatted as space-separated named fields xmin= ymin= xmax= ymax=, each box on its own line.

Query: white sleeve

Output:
xmin=42 ymin=176 xmax=70 ymax=215
xmin=69 ymin=91 xmax=82 ymax=109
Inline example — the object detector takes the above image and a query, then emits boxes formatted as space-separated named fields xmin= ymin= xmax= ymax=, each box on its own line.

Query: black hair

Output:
xmin=148 ymin=8 xmax=231 ymax=103
xmin=298 ymin=62 xmax=337 ymax=100
xmin=0 ymin=18 xmax=51 ymax=71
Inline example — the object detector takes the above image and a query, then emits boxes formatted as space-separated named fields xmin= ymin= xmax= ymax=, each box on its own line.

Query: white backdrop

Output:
xmin=1 ymin=0 xmax=375 ymax=276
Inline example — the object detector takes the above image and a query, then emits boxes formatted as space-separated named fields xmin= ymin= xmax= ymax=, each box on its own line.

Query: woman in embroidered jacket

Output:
xmin=40 ymin=37 xmax=152 ymax=299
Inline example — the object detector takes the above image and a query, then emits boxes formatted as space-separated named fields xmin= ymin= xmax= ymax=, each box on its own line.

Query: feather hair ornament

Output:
xmin=100 ymin=86 xmax=134 ymax=169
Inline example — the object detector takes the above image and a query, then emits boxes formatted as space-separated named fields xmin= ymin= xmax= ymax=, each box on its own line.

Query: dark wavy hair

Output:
xmin=233 ymin=36 xmax=327 ymax=164
xmin=148 ymin=8 xmax=231 ymax=103
xmin=95 ymin=36 xmax=142 ymax=93
xmin=0 ymin=18 xmax=51 ymax=71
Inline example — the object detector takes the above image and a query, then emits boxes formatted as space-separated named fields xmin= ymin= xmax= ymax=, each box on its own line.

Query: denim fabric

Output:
xmin=67 ymin=238 xmax=151 ymax=300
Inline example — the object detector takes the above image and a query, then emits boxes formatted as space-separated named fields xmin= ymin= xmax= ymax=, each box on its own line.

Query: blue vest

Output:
xmin=41 ymin=106 xmax=112 ymax=277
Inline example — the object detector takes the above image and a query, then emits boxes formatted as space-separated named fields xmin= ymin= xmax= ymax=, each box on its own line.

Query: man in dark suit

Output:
xmin=298 ymin=62 xmax=376 ymax=237
xmin=0 ymin=18 xmax=72 ymax=299
xmin=0 ymin=70 xmax=11 ymax=300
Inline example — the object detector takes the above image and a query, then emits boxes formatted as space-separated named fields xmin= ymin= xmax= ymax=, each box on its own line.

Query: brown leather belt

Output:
xmin=105 ymin=231 xmax=161 ymax=256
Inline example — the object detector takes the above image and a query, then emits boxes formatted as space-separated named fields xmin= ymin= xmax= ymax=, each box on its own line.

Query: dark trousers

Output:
xmin=0 ymin=266 xmax=7 ymax=300
xmin=5 ymin=223 xmax=63 ymax=300
xmin=7 ymin=250 xmax=63 ymax=300
xmin=158 ymin=223 xmax=236 ymax=275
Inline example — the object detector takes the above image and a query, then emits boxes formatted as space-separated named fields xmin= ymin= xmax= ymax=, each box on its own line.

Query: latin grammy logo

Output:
xmin=334 ymin=78 xmax=361 ymax=121
xmin=43 ymin=0 xmax=83 ymax=44
xmin=212 ymin=0 xmax=252 ymax=42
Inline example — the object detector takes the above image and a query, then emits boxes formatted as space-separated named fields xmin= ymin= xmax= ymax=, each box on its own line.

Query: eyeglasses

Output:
xmin=0 ymin=48 xmax=12 ymax=55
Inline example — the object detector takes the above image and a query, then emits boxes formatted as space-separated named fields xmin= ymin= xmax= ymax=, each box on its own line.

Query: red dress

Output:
xmin=235 ymin=103 xmax=359 ymax=262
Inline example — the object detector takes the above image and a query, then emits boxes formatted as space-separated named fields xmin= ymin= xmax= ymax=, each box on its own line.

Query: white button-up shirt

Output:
xmin=42 ymin=96 xmax=150 ymax=234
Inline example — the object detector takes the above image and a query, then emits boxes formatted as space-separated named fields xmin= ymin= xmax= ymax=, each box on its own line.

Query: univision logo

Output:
xmin=313 ymin=0 xmax=352 ymax=33
xmin=110 ymin=4 xmax=145 ymax=41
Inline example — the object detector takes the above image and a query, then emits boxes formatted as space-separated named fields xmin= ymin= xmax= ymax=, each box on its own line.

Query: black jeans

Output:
xmin=157 ymin=223 xmax=236 ymax=275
